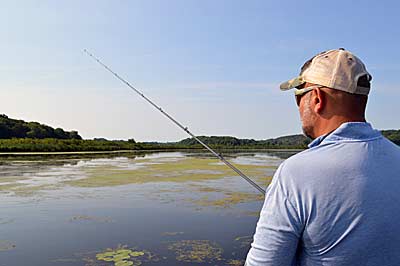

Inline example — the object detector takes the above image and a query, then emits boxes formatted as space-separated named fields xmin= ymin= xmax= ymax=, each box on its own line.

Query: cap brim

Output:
xmin=280 ymin=76 xmax=304 ymax=91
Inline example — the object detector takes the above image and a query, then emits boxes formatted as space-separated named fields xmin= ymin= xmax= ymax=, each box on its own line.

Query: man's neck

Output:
xmin=313 ymin=116 xmax=366 ymax=138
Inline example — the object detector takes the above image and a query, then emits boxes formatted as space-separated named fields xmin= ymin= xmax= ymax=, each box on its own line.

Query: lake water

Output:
xmin=0 ymin=151 xmax=297 ymax=266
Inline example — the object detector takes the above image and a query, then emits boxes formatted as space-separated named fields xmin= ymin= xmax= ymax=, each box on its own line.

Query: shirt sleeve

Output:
xmin=245 ymin=164 xmax=303 ymax=266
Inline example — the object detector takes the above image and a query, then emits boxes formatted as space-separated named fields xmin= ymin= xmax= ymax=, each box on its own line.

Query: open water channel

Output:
xmin=0 ymin=151 xmax=297 ymax=266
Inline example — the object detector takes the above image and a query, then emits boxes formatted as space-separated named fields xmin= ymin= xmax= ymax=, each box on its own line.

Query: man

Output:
xmin=245 ymin=48 xmax=400 ymax=265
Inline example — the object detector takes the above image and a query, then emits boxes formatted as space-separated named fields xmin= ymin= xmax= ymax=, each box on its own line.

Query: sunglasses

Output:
xmin=294 ymin=85 xmax=323 ymax=106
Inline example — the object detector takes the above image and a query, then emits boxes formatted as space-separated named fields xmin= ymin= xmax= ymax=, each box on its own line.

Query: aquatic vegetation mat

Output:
xmin=65 ymin=157 xmax=273 ymax=188
xmin=161 ymin=231 xmax=185 ymax=236
xmin=0 ymin=240 xmax=16 ymax=251
xmin=69 ymin=215 xmax=114 ymax=223
xmin=190 ymin=191 xmax=264 ymax=208
xmin=234 ymin=235 xmax=253 ymax=249
xmin=167 ymin=240 xmax=224 ymax=263
xmin=0 ymin=218 xmax=15 ymax=225
xmin=0 ymin=153 xmax=277 ymax=199
xmin=227 ymin=259 xmax=245 ymax=265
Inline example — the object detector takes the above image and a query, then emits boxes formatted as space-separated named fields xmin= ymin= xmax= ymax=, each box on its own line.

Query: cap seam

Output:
xmin=330 ymin=49 xmax=343 ymax=87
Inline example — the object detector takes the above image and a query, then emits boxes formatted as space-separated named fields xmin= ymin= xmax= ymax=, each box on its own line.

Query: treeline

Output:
xmin=0 ymin=136 xmax=308 ymax=153
xmin=176 ymin=130 xmax=400 ymax=149
xmin=0 ymin=114 xmax=399 ymax=152
xmin=0 ymin=139 xmax=136 ymax=152
xmin=0 ymin=114 xmax=81 ymax=139
xmin=0 ymin=132 xmax=399 ymax=153
xmin=177 ymin=135 xmax=311 ymax=149
xmin=382 ymin=130 xmax=400 ymax=145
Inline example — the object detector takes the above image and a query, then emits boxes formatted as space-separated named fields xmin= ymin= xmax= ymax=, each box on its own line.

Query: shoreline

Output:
xmin=0 ymin=148 xmax=303 ymax=156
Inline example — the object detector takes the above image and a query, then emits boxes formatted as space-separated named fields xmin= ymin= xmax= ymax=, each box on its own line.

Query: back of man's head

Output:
xmin=280 ymin=48 xmax=372 ymax=96
xmin=279 ymin=49 xmax=372 ymax=138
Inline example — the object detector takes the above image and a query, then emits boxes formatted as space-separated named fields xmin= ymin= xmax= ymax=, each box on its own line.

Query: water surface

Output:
xmin=0 ymin=151 xmax=296 ymax=266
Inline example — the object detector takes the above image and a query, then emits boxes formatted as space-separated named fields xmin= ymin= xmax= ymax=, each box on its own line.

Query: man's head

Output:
xmin=280 ymin=49 xmax=372 ymax=139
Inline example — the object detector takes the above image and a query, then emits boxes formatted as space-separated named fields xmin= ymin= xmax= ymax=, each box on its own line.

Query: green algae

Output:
xmin=65 ymin=157 xmax=272 ymax=188
xmin=0 ymin=176 xmax=27 ymax=184
xmin=66 ymin=158 xmax=229 ymax=187
xmin=0 ymin=154 xmax=276 ymax=200
xmin=0 ymin=183 xmax=23 ymax=193
xmin=188 ymin=184 xmax=225 ymax=193
xmin=167 ymin=240 xmax=223 ymax=263
xmin=11 ymin=184 xmax=59 ymax=197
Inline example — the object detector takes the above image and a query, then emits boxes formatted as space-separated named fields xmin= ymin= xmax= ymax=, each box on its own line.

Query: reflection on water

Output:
xmin=0 ymin=150 xmax=298 ymax=265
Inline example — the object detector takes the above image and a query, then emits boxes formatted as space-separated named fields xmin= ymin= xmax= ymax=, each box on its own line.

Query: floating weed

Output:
xmin=234 ymin=235 xmax=253 ymax=248
xmin=69 ymin=215 xmax=113 ymax=223
xmin=188 ymin=184 xmax=225 ymax=193
xmin=0 ymin=155 xmax=275 ymax=201
xmin=167 ymin=240 xmax=223 ymax=263
xmin=161 ymin=231 xmax=184 ymax=236
xmin=240 ymin=210 xmax=260 ymax=217
xmin=255 ymin=175 xmax=273 ymax=187
xmin=191 ymin=191 xmax=264 ymax=209
xmin=65 ymin=157 xmax=272 ymax=188
xmin=0 ymin=240 xmax=16 ymax=251
xmin=227 ymin=259 xmax=245 ymax=265
xmin=51 ymin=258 xmax=79 ymax=263
xmin=0 ymin=218 xmax=15 ymax=225
xmin=66 ymin=158 xmax=229 ymax=187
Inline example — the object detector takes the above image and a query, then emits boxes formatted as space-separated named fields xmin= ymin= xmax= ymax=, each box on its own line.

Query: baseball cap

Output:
xmin=280 ymin=48 xmax=372 ymax=95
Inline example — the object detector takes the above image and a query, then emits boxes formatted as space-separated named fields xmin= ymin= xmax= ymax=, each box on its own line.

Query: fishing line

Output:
xmin=84 ymin=49 xmax=266 ymax=195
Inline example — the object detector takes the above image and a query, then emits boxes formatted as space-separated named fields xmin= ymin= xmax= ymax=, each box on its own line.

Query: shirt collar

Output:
xmin=308 ymin=122 xmax=382 ymax=148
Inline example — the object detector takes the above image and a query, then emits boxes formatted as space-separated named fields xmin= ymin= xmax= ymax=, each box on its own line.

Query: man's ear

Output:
xmin=313 ymin=88 xmax=326 ymax=114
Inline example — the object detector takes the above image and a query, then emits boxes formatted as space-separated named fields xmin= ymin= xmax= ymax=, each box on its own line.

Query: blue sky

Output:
xmin=1 ymin=0 xmax=399 ymax=141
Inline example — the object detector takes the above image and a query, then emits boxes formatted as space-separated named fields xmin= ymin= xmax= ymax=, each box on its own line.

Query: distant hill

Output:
xmin=0 ymin=114 xmax=81 ymax=140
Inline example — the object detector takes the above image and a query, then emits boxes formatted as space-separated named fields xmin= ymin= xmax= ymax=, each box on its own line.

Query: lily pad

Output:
xmin=115 ymin=261 xmax=134 ymax=266
xmin=95 ymin=245 xmax=155 ymax=266
xmin=130 ymin=251 xmax=145 ymax=257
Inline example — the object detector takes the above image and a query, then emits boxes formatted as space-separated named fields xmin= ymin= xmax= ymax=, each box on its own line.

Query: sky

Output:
xmin=0 ymin=0 xmax=399 ymax=142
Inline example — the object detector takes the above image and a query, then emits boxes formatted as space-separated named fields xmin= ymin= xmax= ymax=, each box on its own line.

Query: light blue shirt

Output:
xmin=246 ymin=122 xmax=400 ymax=266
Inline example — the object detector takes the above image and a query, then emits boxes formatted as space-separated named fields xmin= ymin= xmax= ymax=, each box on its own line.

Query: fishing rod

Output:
xmin=84 ymin=49 xmax=266 ymax=195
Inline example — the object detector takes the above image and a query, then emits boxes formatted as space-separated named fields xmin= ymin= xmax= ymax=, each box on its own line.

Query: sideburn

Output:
xmin=301 ymin=92 xmax=317 ymax=140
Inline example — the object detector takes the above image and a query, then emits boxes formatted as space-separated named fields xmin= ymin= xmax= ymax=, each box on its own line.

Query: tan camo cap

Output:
xmin=280 ymin=48 xmax=372 ymax=95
